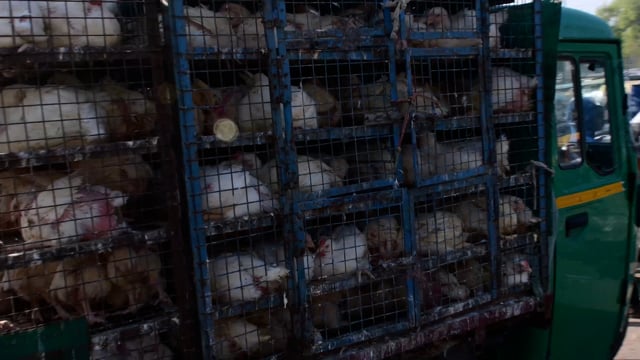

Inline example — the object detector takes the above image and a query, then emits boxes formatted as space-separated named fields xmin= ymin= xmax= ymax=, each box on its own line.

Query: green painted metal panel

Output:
xmin=559 ymin=8 xmax=616 ymax=41
xmin=548 ymin=41 xmax=633 ymax=360
xmin=0 ymin=319 xmax=89 ymax=359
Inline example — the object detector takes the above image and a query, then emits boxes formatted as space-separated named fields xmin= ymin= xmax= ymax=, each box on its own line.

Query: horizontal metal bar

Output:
xmin=294 ymin=181 xmax=398 ymax=205
xmin=490 ymin=48 xmax=534 ymax=59
xmin=409 ymin=31 xmax=478 ymax=40
xmin=505 ymin=172 xmax=534 ymax=188
xmin=308 ymin=265 xmax=410 ymax=297
xmin=335 ymin=297 xmax=538 ymax=360
xmin=199 ymin=133 xmax=274 ymax=148
xmin=214 ymin=293 xmax=284 ymax=320
xmin=0 ymin=226 xmax=169 ymax=269
xmin=0 ymin=137 xmax=159 ymax=170
xmin=406 ymin=47 xmax=480 ymax=57
xmin=297 ymin=189 xmax=403 ymax=213
xmin=417 ymin=246 xmax=488 ymax=271
xmin=422 ymin=294 xmax=493 ymax=324
xmin=199 ymin=126 xmax=395 ymax=149
xmin=286 ymin=49 xmax=389 ymax=61
xmin=282 ymin=28 xmax=386 ymax=41
xmin=500 ymin=232 xmax=539 ymax=249
xmin=293 ymin=126 xmax=395 ymax=142
xmin=186 ymin=47 xmax=268 ymax=60
xmin=415 ymin=167 xmax=489 ymax=189
xmin=0 ymin=46 xmax=163 ymax=64
xmin=91 ymin=312 xmax=177 ymax=349
xmin=413 ymin=112 xmax=535 ymax=132
xmin=204 ymin=214 xmax=277 ymax=237
xmin=493 ymin=112 xmax=536 ymax=124
xmin=311 ymin=321 xmax=410 ymax=354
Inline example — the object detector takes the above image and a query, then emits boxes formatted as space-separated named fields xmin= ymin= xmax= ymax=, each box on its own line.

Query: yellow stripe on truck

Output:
xmin=556 ymin=181 xmax=625 ymax=209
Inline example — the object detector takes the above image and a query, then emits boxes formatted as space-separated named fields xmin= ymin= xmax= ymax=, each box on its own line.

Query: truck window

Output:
xmin=580 ymin=59 xmax=614 ymax=175
xmin=556 ymin=58 xmax=581 ymax=168
xmin=555 ymin=57 xmax=614 ymax=174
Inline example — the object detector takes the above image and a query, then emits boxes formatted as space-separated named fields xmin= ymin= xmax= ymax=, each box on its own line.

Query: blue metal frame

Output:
xmin=164 ymin=0 xmax=546 ymax=356
xmin=534 ymin=0 xmax=549 ymax=292
xmin=165 ymin=2 xmax=214 ymax=358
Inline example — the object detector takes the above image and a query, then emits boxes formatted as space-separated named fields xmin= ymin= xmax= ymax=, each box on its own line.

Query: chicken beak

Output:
xmin=520 ymin=260 xmax=532 ymax=273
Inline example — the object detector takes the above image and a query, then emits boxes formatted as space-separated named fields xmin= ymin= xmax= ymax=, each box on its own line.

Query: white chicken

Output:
xmin=209 ymin=252 xmax=289 ymax=303
xmin=418 ymin=131 xmax=510 ymax=177
xmin=20 ymin=173 xmax=129 ymax=250
xmin=184 ymin=4 xmax=237 ymax=49
xmin=286 ymin=8 xmax=364 ymax=33
xmin=502 ymin=253 xmax=532 ymax=287
xmin=214 ymin=317 xmax=270 ymax=359
xmin=436 ymin=269 xmax=471 ymax=301
xmin=256 ymin=155 xmax=343 ymax=195
xmin=253 ymin=234 xmax=316 ymax=281
xmin=455 ymin=194 xmax=537 ymax=237
xmin=313 ymin=225 xmax=373 ymax=282
xmin=301 ymin=81 xmax=342 ymax=128
xmin=306 ymin=153 xmax=349 ymax=181
xmin=489 ymin=67 xmax=538 ymax=113
xmin=364 ymin=216 xmax=403 ymax=261
xmin=91 ymin=79 xmax=157 ymax=140
xmin=0 ymin=169 xmax=65 ymax=232
xmin=49 ymin=256 xmax=113 ymax=324
xmin=424 ymin=7 xmax=508 ymax=49
xmin=0 ymin=1 xmax=48 ymax=50
xmin=396 ymin=73 xmax=449 ymax=118
xmin=41 ymin=0 xmax=121 ymax=48
xmin=415 ymin=211 xmax=468 ymax=256
xmin=0 ymin=84 xmax=108 ymax=154
xmin=235 ymin=14 xmax=265 ymax=49
xmin=236 ymin=72 xmax=318 ymax=133
xmin=200 ymin=153 xmax=277 ymax=222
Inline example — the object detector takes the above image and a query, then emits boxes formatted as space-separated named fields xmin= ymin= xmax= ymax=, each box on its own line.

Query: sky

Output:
xmin=562 ymin=0 xmax=610 ymax=15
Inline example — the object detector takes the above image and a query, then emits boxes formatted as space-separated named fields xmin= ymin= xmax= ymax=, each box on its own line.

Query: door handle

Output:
xmin=565 ymin=212 xmax=589 ymax=237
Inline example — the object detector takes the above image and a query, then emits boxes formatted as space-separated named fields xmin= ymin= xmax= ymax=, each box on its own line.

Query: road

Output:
xmin=615 ymin=317 xmax=640 ymax=360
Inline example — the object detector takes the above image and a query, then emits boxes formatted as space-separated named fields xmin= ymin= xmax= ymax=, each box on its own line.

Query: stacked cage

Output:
xmin=0 ymin=1 xmax=181 ymax=358
xmin=396 ymin=0 xmax=548 ymax=354
xmin=167 ymin=0 xmax=551 ymax=358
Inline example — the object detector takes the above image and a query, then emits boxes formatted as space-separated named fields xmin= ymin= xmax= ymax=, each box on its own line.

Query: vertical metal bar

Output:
xmin=165 ymin=2 xmax=213 ymax=358
xmin=533 ymin=0 xmax=548 ymax=289
xmin=386 ymin=3 xmax=399 ymax=105
xmin=477 ymin=0 xmax=500 ymax=300
xmin=155 ymin=6 xmax=200 ymax=358
xmin=262 ymin=0 xmax=313 ymax=351
xmin=402 ymin=189 xmax=420 ymax=326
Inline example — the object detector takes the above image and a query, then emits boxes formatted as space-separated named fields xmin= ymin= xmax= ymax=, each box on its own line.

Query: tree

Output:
xmin=596 ymin=0 xmax=640 ymax=68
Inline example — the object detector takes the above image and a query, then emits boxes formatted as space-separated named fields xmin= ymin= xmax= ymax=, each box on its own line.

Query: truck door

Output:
xmin=550 ymin=43 xmax=632 ymax=359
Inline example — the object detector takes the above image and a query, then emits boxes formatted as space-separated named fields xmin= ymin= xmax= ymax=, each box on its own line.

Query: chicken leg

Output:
xmin=80 ymin=299 xmax=105 ymax=324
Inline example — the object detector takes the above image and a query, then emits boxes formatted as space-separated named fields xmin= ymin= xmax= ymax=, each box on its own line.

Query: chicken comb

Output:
xmin=316 ymin=236 xmax=330 ymax=257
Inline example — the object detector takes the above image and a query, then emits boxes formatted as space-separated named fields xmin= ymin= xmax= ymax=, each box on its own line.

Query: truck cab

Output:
xmin=494 ymin=7 xmax=637 ymax=359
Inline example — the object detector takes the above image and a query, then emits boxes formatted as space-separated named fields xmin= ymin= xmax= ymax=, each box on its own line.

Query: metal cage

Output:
xmin=0 ymin=1 xmax=185 ymax=358
xmin=165 ymin=0 xmax=550 ymax=358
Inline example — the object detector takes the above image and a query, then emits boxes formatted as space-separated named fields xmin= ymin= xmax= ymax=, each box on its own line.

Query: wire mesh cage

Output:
xmin=165 ymin=0 xmax=550 ymax=357
xmin=0 ymin=0 xmax=181 ymax=358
